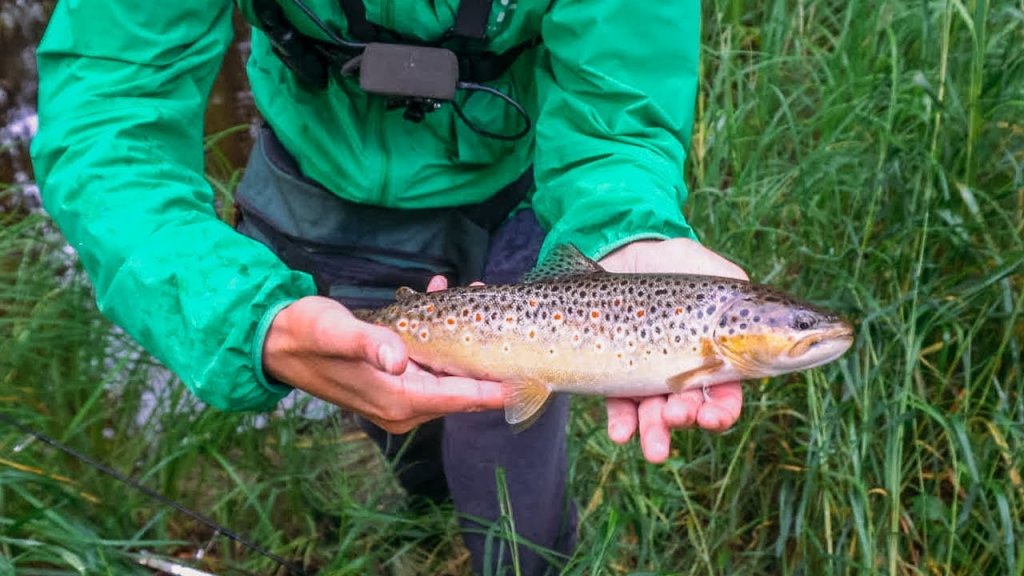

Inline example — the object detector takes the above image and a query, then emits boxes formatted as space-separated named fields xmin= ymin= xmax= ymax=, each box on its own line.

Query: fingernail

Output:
xmin=610 ymin=423 xmax=628 ymax=442
xmin=650 ymin=440 xmax=668 ymax=459
xmin=378 ymin=346 xmax=398 ymax=373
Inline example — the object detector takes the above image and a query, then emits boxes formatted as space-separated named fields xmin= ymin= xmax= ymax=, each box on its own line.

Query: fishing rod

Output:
xmin=0 ymin=411 xmax=308 ymax=576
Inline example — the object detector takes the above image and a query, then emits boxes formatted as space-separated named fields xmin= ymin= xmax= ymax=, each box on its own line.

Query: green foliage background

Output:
xmin=1 ymin=0 xmax=1023 ymax=574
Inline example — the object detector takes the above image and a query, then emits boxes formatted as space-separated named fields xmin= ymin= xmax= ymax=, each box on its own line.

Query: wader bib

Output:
xmin=234 ymin=126 xmax=576 ymax=575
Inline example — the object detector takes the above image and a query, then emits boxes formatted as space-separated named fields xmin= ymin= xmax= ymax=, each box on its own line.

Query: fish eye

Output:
xmin=792 ymin=314 xmax=817 ymax=331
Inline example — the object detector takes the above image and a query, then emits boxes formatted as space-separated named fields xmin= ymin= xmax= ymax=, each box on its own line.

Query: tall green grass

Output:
xmin=2 ymin=0 xmax=1023 ymax=574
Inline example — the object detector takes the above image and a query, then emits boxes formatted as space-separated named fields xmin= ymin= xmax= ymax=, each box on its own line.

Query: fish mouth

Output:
xmin=785 ymin=324 xmax=854 ymax=369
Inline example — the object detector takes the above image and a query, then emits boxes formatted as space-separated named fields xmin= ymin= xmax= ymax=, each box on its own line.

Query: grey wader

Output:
xmin=234 ymin=126 xmax=577 ymax=575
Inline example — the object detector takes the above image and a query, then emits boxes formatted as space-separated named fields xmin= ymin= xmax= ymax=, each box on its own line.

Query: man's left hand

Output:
xmin=598 ymin=238 xmax=748 ymax=463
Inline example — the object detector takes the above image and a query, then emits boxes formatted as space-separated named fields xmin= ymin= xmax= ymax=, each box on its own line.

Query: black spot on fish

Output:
xmin=706 ymin=305 xmax=716 ymax=315
xmin=674 ymin=335 xmax=681 ymax=343
xmin=689 ymin=283 xmax=696 ymax=289
xmin=655 ymin=289 xmax=667 ymax=296
xmin=740 ymin=323 xmax=748 ymax=329
xmin=654 ymin=326 xmax=662 ymax=335
xmin=740 ymin=309 xmax=750 ymax=317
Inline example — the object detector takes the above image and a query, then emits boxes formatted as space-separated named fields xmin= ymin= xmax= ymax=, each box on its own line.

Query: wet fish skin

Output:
xmin=357 ymin=245 xmax=854 ymax=428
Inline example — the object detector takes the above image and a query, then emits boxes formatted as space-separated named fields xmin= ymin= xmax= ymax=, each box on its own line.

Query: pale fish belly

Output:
xmin=402 ymin=325 xmax=724 ymax=398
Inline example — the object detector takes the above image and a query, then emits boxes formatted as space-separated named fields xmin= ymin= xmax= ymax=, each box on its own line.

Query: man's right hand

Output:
xmin=262 ymin=293 xmax=504 ymax=433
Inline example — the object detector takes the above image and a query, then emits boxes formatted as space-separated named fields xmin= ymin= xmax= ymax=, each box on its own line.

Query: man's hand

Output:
xmin=599 ymin=238 xmax=748 ymax=463
xmin=262 ymin=277 xmax=503 ymax=434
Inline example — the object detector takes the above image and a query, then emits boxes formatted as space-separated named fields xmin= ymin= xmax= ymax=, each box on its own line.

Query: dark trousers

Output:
xmin=234 ymin=128 xmax=575 ymax=575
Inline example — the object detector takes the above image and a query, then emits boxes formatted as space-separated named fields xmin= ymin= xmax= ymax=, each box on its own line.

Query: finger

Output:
xmin=370 ymin=413 xmax=443 ymax=435
xmin=637 ymin=396 xmax=671 ymax=463
xmin=662 ymin=389 xmax=702 ymax=429
xmin=400 ymin=371 xmax=506 ymax=414
xmin=605 ymin=398 xmax=638 ymax=444
xmin=696 ymin=382 xmax=743 ymax=432
xmin=427 ymin=275 xmax=448 ymax=292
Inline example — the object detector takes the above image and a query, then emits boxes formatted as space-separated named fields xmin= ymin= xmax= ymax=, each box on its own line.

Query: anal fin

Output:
xmin=666 ymin=358 xmax=725 ymax=393
xmin=503 ymin=380 xmax=554 ymax=432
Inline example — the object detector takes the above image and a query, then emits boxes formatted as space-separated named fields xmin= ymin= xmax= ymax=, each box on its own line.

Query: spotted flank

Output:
xmin=356 ymin=245 xmax=854 ymax=429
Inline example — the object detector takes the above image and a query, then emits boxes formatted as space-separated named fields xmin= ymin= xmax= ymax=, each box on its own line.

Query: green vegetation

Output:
xmin=2 ymin=0 xmax=1022 ymax=573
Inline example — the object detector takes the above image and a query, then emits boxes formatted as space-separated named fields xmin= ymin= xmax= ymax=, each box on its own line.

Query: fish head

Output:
xmin=710 ymin=288 xmax=854 ymax=378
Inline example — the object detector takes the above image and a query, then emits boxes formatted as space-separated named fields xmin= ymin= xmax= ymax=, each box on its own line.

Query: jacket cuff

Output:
xmin=251 ymin=298 xmax=298 ymax=401
xmin=537 ymin=187 xmax=699 ymax=263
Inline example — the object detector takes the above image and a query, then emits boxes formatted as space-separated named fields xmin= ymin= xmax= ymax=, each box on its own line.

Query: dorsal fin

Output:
xmin=522 ymin=244 xmax=604 ymax=283
xmin=395 ymin=286 xmax=418 ymax=301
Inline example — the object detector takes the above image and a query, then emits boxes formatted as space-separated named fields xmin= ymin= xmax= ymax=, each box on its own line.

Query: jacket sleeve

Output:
xmin=31 ymin=1 xmax=318 ymax=411
xmin=531 ymin=0 xmax=701 ymax=260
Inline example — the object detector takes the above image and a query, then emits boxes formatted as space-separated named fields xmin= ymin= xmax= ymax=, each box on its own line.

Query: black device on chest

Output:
xmin=251 ymin=0 xmax=535 ymax=139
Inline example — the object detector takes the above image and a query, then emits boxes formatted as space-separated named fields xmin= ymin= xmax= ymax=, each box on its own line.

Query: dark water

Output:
xmin=0 ymin=2 xmax=258 ymax=207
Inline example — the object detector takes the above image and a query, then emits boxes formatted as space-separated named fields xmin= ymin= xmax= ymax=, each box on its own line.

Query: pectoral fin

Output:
xmin=503 ymin=380 xmax=554 ymax=432
xmin=666 ymin=358 xmax=725 ymax=393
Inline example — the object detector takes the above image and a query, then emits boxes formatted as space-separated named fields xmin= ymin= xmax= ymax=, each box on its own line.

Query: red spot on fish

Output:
xmin=591 ymin=310 xmax=601 ymax=319
xmin=426 ymin=305 xmax=435 ymax=313
xmin=528 ymin=299 xmax=538 ymax=308
xmin=614 ymin=298 xmax=622 ymax=306
xmin=446 ymin=317 xmax=456 ymax=326
xmin=475 ymin=313 xmax=483 ymax=322
xmin=636 ymin=309 xmax=646 ymax=318
xmin=553 ymin=312 xmax=563 ymax=321
xmin=675 ymin=307 xmax=683 ymax=315
xmin=506 ymin=315 xmax=515 ymax=324
xmin=528 ymin=329 xmax=536 ymax=338
xmin=397 ymin=320 xmax=408 ymax=329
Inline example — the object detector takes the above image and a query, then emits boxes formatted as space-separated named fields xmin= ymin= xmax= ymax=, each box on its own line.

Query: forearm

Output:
xmin=531 ymin=0 xmax=702 ymax=260
xmin=32 ymin=0 xmax=317 ymax=411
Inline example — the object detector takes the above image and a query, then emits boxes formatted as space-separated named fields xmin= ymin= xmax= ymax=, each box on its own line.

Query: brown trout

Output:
xmin=358 ymin=245 xmax=854 ymax=428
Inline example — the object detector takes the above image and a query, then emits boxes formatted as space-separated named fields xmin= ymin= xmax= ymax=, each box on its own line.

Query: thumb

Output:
xmin=303 ymin=297 xmax=410 ymax=374
xmin=337 ymin=317 xmax=410 ymax=375
xmin=364 ymin=322 xmax=409 ymax=375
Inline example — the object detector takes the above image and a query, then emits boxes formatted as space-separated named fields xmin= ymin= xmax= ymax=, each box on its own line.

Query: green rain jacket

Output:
xmin=31 ymin=0 xmax=701 ymax=412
